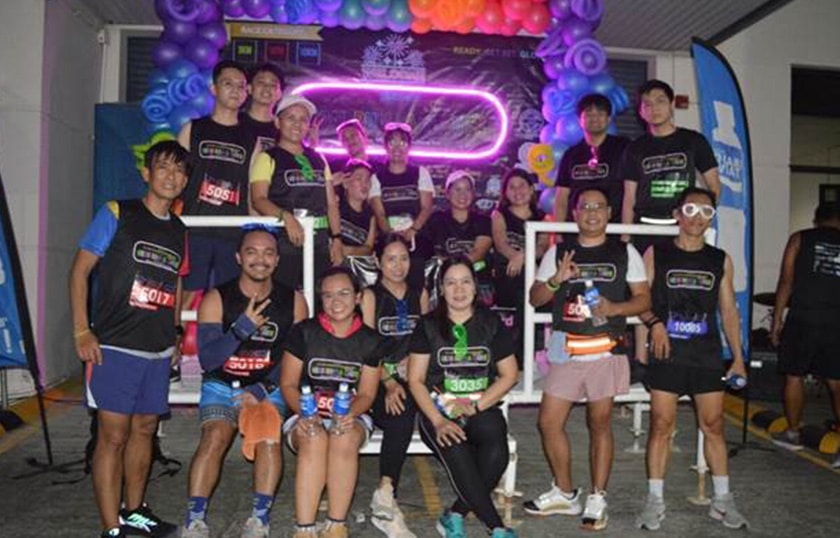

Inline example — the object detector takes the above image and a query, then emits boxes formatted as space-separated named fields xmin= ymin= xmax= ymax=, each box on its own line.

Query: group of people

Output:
xmin=69 ymin=56 xmax=840 ymax=538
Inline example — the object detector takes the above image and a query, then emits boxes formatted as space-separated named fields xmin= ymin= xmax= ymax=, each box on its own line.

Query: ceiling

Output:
xmin=74 ymin=0 xmax=789 ymax=51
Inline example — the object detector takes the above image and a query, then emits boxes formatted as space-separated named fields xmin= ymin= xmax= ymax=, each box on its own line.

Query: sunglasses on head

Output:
xmin=680 ymin=203 xmax=716 ymax=219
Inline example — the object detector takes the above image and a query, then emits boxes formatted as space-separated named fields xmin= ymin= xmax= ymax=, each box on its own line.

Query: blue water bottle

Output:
xmin=299 ymin=385 xmax=320 ymax=437
xmin=583 ymin=280 xmax=608 ymax=327
xmin=331 ymin=383 xmax=352 ymax=436
xmin=726 ymin=374 xmax=747 ymax=390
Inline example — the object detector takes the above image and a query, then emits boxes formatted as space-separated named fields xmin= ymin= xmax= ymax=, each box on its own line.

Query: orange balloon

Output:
xmin=411 ymin=17 xmax=433 ymax=33
xmin=432 ymin=0 xmax=466 ymax=31
xmin=464 ymin=0 xmax=486 ymax=18
xmin=408 ymin=0 xmax=438 ymax=19
xmin=454 ymin=17 xmax=476 ymax=34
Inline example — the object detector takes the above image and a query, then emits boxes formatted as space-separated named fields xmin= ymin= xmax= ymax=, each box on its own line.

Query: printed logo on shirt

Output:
xmin=377 ymin=315 xmax=420 ymax=336
xmin=666 ymin=269 xmax=716 ymax=290
xmin=340 ymin=219 xmax=369 ymax=245
xmin=436 ymin=346 xmax=490 ymax=368
xmin=445 ymin=238 xmax=474 ymax=256
xmin=129 ymin=275 xmax=177 ymax=310
xmin=571 ymin=162 xmax=609 ymax=181
xmin=381 ymin=186 xmax=419 ymax=203
xmin=813 ymin=242 xmax=840 ymax=278
xmin=308 ymin=357 xmax=361 ymax=384
xmin=250 ymin=321 xmax=278 ymax=343
xmin=505 ymin=231 xmax=524 ymax=251
xmin=284 ymin=169 xmax=325 ymax=187
xmin=256 ymin=136 xmax=275 ymax=153
xmin=571 ymin=263 xmax=617 ymax=283
xmin=223 ymin=349 xmax=271 ymax=374
xmin=641 ymin=152 xmax=688 ymax=175
xmin=132 ymin=241 xmax=182 ymax=273
xmin=199 ymin=175 xmax=241 ymax=206
xmin=198 ymin=140 xmax=247 ymax=164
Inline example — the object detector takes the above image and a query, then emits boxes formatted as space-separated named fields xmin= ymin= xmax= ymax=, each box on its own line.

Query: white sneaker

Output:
xmin=181 ymin=519 xmax=209 ymax=538
xmin=371 ymin=483 xmax=397 ymax=521
xmin=709 ymin=493 xmax=749 ymax=529
xmin=581 ymin=492 xmax=608 ymax=530
xmin=240 ymin=516 xmax=269 ymax=538
xmin=372 ymin=507 xmax=417 ymax=538
xmin=635 ymin=494 xmax=666 ymax=531
xmin=523 ymin=484 xmax=583 ymax=516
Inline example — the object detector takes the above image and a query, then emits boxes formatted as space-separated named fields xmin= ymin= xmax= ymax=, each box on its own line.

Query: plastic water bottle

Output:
xmin=430 ymin=390 xmax=465 ymax=427
xmin=583 ymin=280 xmax=608 ymax=327
xmin=330 ymin=383 xmax=352 ymax=436
xmin=231 ymin=380 xmax=243 ymax=406
xmin=299 ymin=385 xmax=321 ymax=437
xmin=726 ymin=374 xmax=747 ymax=390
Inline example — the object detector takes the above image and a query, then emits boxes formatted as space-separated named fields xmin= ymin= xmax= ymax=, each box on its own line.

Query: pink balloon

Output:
xmin=475 ymin=0 xmax=504 ymax=34
xmin=522 ymin=3 xmax=551 ymax=35
xmin=502 ymin=0 xmax=530 ymax=21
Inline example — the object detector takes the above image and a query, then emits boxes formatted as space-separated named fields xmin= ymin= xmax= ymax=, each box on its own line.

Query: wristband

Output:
xmin=330 ymin=232 xmax=343 ymax=240
xmin=545 ymin=278 xmax=561 ymax=292
xmin=644 ymin=317 xmax=663 ymax=329
xmin=74 ymin=328 xmax=91 ymax=339
xmin=472 ymin=400 xmax=481 ymax=413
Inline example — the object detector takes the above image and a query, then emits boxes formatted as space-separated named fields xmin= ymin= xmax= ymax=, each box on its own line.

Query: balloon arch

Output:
xmin=139 ymin=0 xmax=628 ymax=182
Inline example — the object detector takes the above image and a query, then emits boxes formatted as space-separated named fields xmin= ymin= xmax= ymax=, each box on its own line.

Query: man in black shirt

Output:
xmin=771 ymin=202 xmax=840 ymax=458
xmin=241 ymin=63 xmax=284 ymax=153
xmin=554 ymin=94 xmax=628 ymax=224
xmin=637 ymin=187 xmax=748 ymax=531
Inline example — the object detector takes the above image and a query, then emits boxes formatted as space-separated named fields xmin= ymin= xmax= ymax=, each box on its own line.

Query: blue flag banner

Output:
xmin=691 ymin=38 xmax=754 ymax=360
xmin=0 ymin=174 xmax=30 ymax=368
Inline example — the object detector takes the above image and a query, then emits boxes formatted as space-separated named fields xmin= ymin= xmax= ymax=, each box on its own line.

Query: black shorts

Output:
xmin=644 ymin=361 xmax=726 ymax=396
xmin=778 ymin=319 xmax=840 ymax=380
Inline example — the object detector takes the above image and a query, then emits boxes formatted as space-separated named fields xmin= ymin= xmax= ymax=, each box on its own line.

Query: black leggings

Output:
xmin=372 ymin=381 xmax=418 ymax=494
xmin=419 ymin=407 xmax=509 ymax=531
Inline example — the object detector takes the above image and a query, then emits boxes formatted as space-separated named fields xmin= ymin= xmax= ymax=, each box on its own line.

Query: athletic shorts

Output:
xmin=85 ymin=347 xmax=171 ymax=415
xmin=183 ymin=235 xmax=239 ymax=291
xmin=543 ymin=355 xmax=630 ymax=402
xmin=644 ymin=361 xmax=725 ymax=396
xmin=282 ymin=413 xmax=374 ymax=453
xmin=199 ymin=379 xmax=288 ymax=425
xmin=778 ymin=318 xmax=840 ymax=380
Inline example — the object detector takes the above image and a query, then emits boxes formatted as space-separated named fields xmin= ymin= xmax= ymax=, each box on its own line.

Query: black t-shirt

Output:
xmin=284 ymin=318 xmax=382 ymax=415
xmin=498 ymin=206 xmax=545 ymax=253
xmin=623 ymin=128 xmax=717 ymax=221
xmin=376 ymin=164 xmax=422 ymax=219
xmin=372 ymin=282 xmax=423 ymax=378
xmin=789 ymin=226 xmax=840 ymax=325
xmin=92 ymin=200 xmax=187 ymax=352
xmin=651 ymin=241 xmax=725 ymax=369
xmin=239 ymin=113 xmax=277 ymax=153
xmin=427 ymin=210 xmax=492 ymax=258
xmin=338 ymin=195 xmax=374 ymax=247
xmin=556 ymin=135 xmax=628 ymax=222
xmin=206 ymin=279 xmax=296 ymax=386
xmin=409 ymin=308 xmax=515 ymax=395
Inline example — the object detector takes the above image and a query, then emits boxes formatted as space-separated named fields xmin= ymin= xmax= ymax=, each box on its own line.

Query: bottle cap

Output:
xmin=301 ymin=385 xmax=312 ymax=394
xmin=585 ymin=279 xmax=594 ymax=286
xmin=339 ymin=382 xmax=349 ymax=392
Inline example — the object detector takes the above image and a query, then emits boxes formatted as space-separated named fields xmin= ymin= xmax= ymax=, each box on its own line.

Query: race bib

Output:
xmin=666 ymin=313 xmax=709 ymax=340
xmin=198 ymin=176 xmax=240 ymax=206
xmin=223 ymin=350 xmax=271 ymax=375
xmin=443 ymin=374 xmax=488 ymax=394
xmin=562 ymin=295 xmax=592 ymax=322
xmin=129 ymin=276 xmax=175 ymax=311
xmin=315 ymin=389 xmax=335 ymax=415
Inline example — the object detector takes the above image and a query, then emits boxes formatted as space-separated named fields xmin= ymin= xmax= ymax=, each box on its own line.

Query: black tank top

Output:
xmin=499 ymin=206 xmax=544 ymax=252
xmin=377 ymin=164 xmax=421 ymax=219
xmin=338 ymin=195 xmax=373 ymax=247
xmin=92 ymin=200 xmax=187 ymax=352
xmin=789 ymin=227 xmax=840 ymax=325
xmin=206 ymin=279 xmax=296 ymax=385
xmin=182 ymin=117 xmax=254 ymax=221
xmin=265 ymin=146 xmax=329 ymax=246
xmin=651 ymin=241 xmax=725 ymax=368
xmin=373 ymin=282 xmax=422 ymax=378
xmin=551 ymin=239 xmax=629 ymax=338
xmin=239 ymin=113 xmax=277 ymax=153
xmin=429 ymin=211 xmax=491 ymax=258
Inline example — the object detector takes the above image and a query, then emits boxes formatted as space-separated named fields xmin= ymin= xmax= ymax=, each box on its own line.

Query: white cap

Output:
xmin=445 ymin=170 xmax=476 ymax=191
xmin=273 ymin=94 xmax=317 ymax=117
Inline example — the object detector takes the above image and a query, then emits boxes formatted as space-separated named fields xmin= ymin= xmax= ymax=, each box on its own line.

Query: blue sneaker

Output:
xmin=491 ymin=528 xmax=518 ymax=538
xmin=435 ymin=511 xmax=466 ymax=538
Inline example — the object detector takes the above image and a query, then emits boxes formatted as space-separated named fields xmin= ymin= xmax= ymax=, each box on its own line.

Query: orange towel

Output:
xmin=238 ymin=399 xmax=282 ymax=461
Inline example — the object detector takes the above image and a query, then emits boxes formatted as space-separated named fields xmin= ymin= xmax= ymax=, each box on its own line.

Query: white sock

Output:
xmin=648 ymin=479 xmax=664 ymax=499
xmin=712 ymin=475 xmax=730 ymax=498
xmin=553 ymin=482 xmax=575 ymax=498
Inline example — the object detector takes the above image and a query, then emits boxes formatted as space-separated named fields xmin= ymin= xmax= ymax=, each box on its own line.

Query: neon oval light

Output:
xmin=291 ymin=81 xmax=510 ymax=161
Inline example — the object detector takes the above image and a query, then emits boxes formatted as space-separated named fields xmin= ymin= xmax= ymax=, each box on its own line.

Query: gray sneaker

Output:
xmin=371 ymin=482 xmax=397 ymax=521
xmin=181 ymin=519 xmax=209 ymax=538
xmin=635 ymin=494 xmax=666 ymax=531
xmin=771 ymin=429 xmax=804 ymax=451
xmin=240 ymin=516 xmax=269 ymax=538
xmin=833 ymin=452 xmax=840 ymax=469
xmin=523 ymin=485 xmax=583 ymax=516
xmin=709 ymin=494 xmax=749 ymax=529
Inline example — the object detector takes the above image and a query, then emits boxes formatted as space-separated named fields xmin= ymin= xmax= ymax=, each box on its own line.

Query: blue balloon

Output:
xmin=166 ymin=58 xmax=199 ymax=80
xmin=142 ymin=92 xmax=173 ymax=123
xmin=191 ymin=91 xmax=215 ymax=117
xmin=386 ymin=0 xmax=411 ymax=32
xmin=588 ymin=72 xmax=615 ymax=95
xmin=168 ymin=103 xmax=199 ymax=130
xmin=315 ymin=0 xmax=343 ymax=11
xmin=362 ymin=0 xmax=391 ymax=17
xmin=338 ymin=0 xmax=366 ymax=30
xmin=539 ymin=125 xmax=554 ymax=144
xmin=269 ymin=2 xmax=289 ymax=22
xmin=287 ymin=0 xmax=316 ymax=23
xmin=539 ymin=187 xmax=557 ymax=215
xmin=145 ymin=120 xmax=173 ymax=137
xmin=554 ymin=113 xmax=583 ymax=145
xmin=555 ymin=68 xmax=588 ymax=94
xmin=148 ymin=68 xmax=169 ymax=87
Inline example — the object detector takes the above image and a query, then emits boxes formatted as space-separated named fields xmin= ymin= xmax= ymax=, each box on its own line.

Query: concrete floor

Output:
xmin=0 ymin=385 xmax=838 ymax=538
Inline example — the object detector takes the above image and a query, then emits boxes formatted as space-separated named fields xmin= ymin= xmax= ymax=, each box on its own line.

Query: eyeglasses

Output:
xmin=680 ymin=203 xmax=716 ymax=219
xmin=320 ymin=289 xmax=355 ymax=302
xmin=576 ymin=202 xmax=608 ymax=212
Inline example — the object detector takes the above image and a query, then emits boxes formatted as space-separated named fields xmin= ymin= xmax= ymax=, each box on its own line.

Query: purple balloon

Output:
xmin=185 ymin=36 xmax=220 ymax=70
xmin=555 ymin=68 xmax=588 ymax=94
xmin=198 ymin=21 xmax=228 ymax=49
xmin=554 ymin=113 xmax=583 ymax=145
xmin=242 ymin=0 xmax=271 ymax=18
xmin=564 ymin=38 xmax=606 ymax=76
xmin=152 ymin=40 xmax=183 ymax=69
xmin=195 ymin=0 xmax=223 ymax=24
xmin=536 ymin=27 xmax=565 ymax=59
xmin=297 ymin=1 xmax=320 ymax=24
xmin=162 ymin=20 xmax=197 ymax=44
xmin=365 ymin=14 xmax=388 ymax=31
xmin=319 ymin=9 xmax=341 ymax=26
xmin=269 ymin=3 xmax=289 ymax=22
xmin=386 ymin=0 xmax=411 ymax=32
xmin=167 ymin=58 xmax=199 ymax=80
xmin=222 ymin=0 xmax=246 ymax=17
xmin=549 ymin=0 xmax=572 ymax=20
xmin=315 ymin=0 xmax=343 ymax=11
xmin=362 ymin=0 xmax=391 ymax=17
xmin=155 ymin=0 xmax=201 ymax=23
xmin=571 ymin=0 xmax=603 ymax=22
xmin=542 ymin=54 xmax=567 ymax=80
xmin=561 ymin=17 xmax=592 ymax=46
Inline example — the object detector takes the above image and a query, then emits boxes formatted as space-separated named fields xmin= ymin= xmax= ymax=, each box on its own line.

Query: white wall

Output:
xmin=719 ymin=0 xmax=840 ymax=294
xmin=789 ymin=115 xmax=840 ymax=232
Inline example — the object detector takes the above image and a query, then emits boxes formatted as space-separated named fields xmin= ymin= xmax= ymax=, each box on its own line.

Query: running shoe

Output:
xmin=119 ymin=504 xmax=177 ymax=537
xmin=490 ymin=528 xmax=518 ymax=537
xmin=291 ymin=526 xmax=318 ymax=538
xmin=319 ymin=521 xmax=349 ymax=538
xmin=523 ymin=484 xmax=583 ymax=516
xmin=581 ymin=491 xmax=608 ymax=531
xmin=771 ymin=429 xmax=804 ymax=451
xmin=832 ymin=452 xmax=840 ymax=469
xmin=180 ymin=519 xmax=209 ymax=538
xmin=240 ymin=516 xmax=269 ymax=538
xmin=435 ymin=511 xmax=466 ymax=538
xmin=371 ymin=482 xmax=397 ymax=521
xmin=100 ymin=528 xmax=127 ymax=538
xmin=372 ymin=506 xmax=417 ymax=538
xmin=635 ymin=494 xmax=665 ymax=531
xmin=709 ymin=493 xmax=749 ymax=529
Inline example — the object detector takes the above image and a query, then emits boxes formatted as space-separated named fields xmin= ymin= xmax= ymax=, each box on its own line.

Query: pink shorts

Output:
xmin=542 ymin=355 xmax=630 ymax=402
